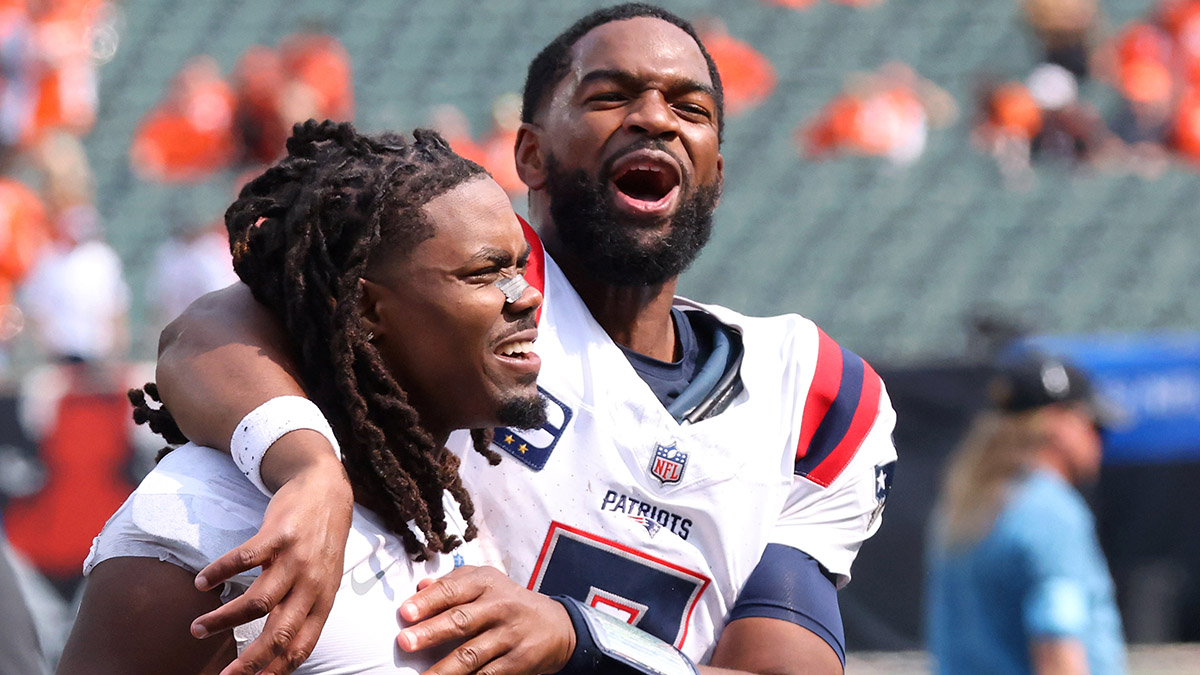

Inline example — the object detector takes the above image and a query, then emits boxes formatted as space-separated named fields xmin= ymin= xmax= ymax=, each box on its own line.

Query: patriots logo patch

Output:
xmin=493 ymin=387 xmax=572 ymax=471
xmin=649 ymin=443 xmax=687 ymax=485
xmin=629 ymin=515 xmax=662 ymax=537
xmin=869 ymin=460 xmax=896 ymax=529
xmin=875 ymin=460 xmax=896 ymax=503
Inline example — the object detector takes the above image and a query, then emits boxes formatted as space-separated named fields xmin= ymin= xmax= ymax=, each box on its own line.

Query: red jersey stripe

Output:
xmin=806 ymin=360 xmax=882 ymax=487
xmin=796 ymin=327 xmax=843 ymax=460
xmin=518 ymin=215 xmax=545 ymax=322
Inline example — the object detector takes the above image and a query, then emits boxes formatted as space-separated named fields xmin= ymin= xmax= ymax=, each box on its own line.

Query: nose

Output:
xmin=504 ymin=275 xmax=542 ymax=315
xmin=623 ymin=90 xmax=679 ymax=140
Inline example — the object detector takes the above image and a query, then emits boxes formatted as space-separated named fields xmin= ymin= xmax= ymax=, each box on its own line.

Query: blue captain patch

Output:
xmin=493 ymin=387 xmax=572 ymax=471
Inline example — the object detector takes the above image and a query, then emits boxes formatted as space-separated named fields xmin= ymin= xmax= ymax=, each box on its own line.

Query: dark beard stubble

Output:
xmin=543 ymin=152 xmax=720 ymax=287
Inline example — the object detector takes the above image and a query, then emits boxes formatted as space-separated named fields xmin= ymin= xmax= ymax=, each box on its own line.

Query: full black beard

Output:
xmin=544 ymin=151 xmax=720 ymax=287
xmin=496 ymin=392 xmax=548 ymax=430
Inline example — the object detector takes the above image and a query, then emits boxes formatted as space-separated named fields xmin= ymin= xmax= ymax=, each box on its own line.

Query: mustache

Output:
xmin=601 ymin=139 xmax=685 ymax=181
xmin=499 ymin=315 xmax=538 ymax=338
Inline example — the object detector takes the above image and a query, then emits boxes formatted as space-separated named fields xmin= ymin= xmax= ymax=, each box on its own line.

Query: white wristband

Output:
xmin=231 ymin=396 xmax=342 ymax=497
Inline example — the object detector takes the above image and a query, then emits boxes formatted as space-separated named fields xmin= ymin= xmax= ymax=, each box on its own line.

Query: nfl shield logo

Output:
xmin=650 ymin=443 xmax=688 ymax=485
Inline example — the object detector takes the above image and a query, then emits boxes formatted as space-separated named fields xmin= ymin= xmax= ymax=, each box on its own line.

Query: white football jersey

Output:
xmin=451 ymin=230 xmax=898 ymax=663
xmin=86 ymin=444 xmax=499 ymax=674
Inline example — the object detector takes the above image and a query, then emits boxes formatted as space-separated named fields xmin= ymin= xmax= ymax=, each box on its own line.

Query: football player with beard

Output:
xmin=154 ymin=5 xmax=897 ymax=675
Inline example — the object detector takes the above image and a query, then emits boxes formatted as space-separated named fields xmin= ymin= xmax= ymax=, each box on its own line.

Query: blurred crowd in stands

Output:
xmin=762 ymin=0 xmax=884 ymax=9
xmin=773 ymin=0 xmax=1200 ymax=186
xmin=974 ymin=0 xmax=1200 ymax=187
xmin=130 ymin=30 xmax=353 ymax=182
xmin=0 ymin=0 xmax=239 ymax=382
xmin=0 ymin=0 xmax=129 ymax=376
xmin=801 ymin=63 xmax=959 ymax=166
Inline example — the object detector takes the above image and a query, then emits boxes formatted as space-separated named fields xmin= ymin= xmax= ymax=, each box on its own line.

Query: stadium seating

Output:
xmin=82 ymin=0 xmax=1198 ymax=364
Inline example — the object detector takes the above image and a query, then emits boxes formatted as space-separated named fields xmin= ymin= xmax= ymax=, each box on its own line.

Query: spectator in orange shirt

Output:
xmin=1088 ymin=21 xmax=1175 ymax=169
xmin=698 ymin=17 xmax=776 ymax=116
xmin=232 ymin=45 xmax=290 ymax=166
xmin=978 ymin=82 xmax=1045 ymax=143
xmin=1158 ymin=0 xmax=1200 ymax=85
xmin=1106 ymin=23 xmax=1176 ymax=106
xmin=130 ymin=56 xmax=237 ymax=182
xmin=973 ymin=80 xmax=1043 ymax=188
xmin=800 ymin=63 xmax=955 ymax=166
xmin=802 ymin=92 xmax=862 ymax=160
xmin=429 ymin=103 xmax=488 ymax=167
xmin=233 ymin=32 xmax=353 ymax=167
xmin=0 ymin=173 xmax=48 ymax=307
xmin=430 ymin=98 xmax=525 ymax=198
xmin=1169 ymin=85 xmax=1200 ymax=160
xmin=25 ymin=0 xmax=106 ymax=143
xmin=480 ymin=92 xmax=526 ymax=197
xmin=278 ymin=30 xmax=354 ymax=122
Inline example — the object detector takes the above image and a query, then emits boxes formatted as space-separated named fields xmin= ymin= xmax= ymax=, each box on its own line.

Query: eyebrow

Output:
xmin=578 ymin=68 xmax=717 ymax=100
xmin=468 ymin=243 xmax=532 ymax=267
xmin=469 ymin=247 xmax=513 ymax=266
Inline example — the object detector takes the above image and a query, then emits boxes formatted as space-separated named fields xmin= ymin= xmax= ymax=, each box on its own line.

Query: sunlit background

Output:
xmin=1 ymin=0 xmax=1198 ymax=671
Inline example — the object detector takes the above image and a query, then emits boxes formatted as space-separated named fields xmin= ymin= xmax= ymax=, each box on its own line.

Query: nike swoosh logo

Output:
xmin=349 ymin=565 xmax=390 ymax=595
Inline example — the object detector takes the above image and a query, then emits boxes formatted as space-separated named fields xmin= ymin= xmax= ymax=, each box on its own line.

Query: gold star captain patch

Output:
xmin=492 ymin=387 xmax=573 ymax=471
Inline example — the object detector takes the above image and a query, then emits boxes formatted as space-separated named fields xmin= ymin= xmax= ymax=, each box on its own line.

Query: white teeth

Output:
xmin=498 ymin=340 xmax=536 ymax=357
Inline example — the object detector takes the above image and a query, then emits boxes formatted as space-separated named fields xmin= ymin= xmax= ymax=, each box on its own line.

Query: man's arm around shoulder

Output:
xmin=154 ymin=283 xmax=353 ymax=675
xmin=157 ymin=283 xmax=307 ymax=454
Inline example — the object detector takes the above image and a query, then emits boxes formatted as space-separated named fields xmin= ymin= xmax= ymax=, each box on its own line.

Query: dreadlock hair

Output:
xmin=521 ymin=3 xmax=725 ymax=142
xmin=132 ymin=119 xmax=503 ymax=560
xmin=128 ymin=383 xmax=188 ymax=462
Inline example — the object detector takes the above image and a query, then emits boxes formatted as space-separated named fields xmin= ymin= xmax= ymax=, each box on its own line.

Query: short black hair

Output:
xmin=521 ymin=3 xmax=724 ymax=141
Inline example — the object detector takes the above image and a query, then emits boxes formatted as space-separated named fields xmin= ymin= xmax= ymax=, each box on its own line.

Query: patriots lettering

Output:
xmin=601 ymin=489 xmax=692 ymax=540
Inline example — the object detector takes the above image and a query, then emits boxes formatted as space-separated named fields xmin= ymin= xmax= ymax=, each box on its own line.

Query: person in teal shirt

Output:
xmin=925 ymin=356 xmax=1126 ymax=674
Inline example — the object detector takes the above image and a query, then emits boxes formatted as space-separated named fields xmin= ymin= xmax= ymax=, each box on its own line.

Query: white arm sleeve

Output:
xmin=772 ymin=386 xmax=898 ymax=588
xmin=83 ymin=444 xmax=268 ymax=601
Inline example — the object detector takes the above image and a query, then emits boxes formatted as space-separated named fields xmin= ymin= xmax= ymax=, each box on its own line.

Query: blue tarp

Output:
xmin=1011 ymin=333 xmax=1200 ymax=465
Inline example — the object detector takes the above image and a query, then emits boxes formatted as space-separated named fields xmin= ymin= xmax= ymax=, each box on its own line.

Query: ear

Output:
xmin=358 ymin=277 xmax=385 ymax=339
xmin=514 ymin=122 xmax=547 ymax=191
xmin=715 ymin=152 xmax=725 ymax=203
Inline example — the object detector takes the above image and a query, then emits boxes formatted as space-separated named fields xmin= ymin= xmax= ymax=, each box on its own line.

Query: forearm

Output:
xmin=153 ymin=286 xmax=353 ymax=675
xmin=1031 ymin=638 xmax=1089 ymax=675
xmin=697 ymin=666 xmax=755 ymax=675
xmin=156 ymin=283 xmax=306 ymax=454
xmin=709 ymin=617 xmax=842 ymax=675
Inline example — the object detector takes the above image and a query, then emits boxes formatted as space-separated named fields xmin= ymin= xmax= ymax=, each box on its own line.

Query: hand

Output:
xmin=397 ymin=565 xmax=576 ymax=675
xmin=190 ymin=450 xmax=354 ymax=675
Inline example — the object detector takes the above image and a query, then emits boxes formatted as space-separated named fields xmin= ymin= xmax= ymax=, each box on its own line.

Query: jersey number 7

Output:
xmin=527 ymin=521 xmax=710 ymax=648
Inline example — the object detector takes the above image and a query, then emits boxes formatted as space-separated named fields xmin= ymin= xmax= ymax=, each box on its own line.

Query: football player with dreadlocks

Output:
xmin=57 ymin=121 xmax=562 ymax=674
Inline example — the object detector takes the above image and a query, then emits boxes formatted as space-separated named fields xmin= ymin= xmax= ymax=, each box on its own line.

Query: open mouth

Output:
xmin=608 ymin=153 xmax=681 ymax=214
xmin=493 ymin=334 xmax=540 ymax=380
xmin=495 ymin=340 xmax=536 ymax=358
xmin=493 ymin=325 xmax=540 ymax=369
